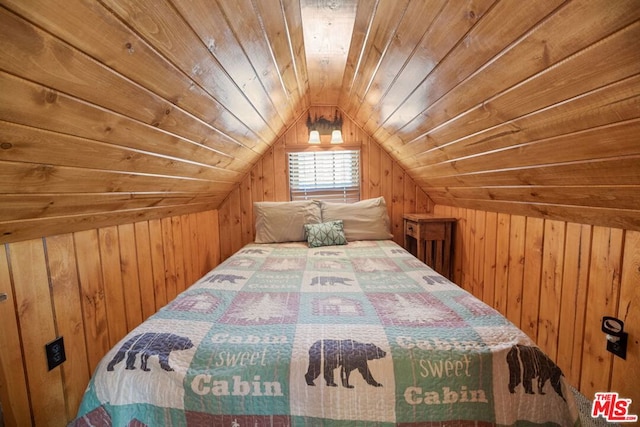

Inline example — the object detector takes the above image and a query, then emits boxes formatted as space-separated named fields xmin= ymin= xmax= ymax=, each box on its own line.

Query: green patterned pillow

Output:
xmin=304 ymin=220 xmax=347 ymax=248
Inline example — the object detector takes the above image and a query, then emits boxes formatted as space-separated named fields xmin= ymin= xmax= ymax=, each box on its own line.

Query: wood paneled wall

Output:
xmin=433 ymin=204 xmax=640 ymax=407
xmin=0 ymin=210 xmax=220 ymax=427
xmin=218 ymin=106 xmax=434 ymax=260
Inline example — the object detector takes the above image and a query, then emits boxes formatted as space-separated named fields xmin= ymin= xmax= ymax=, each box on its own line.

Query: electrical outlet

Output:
xmin=606 ymin=333 xmax=628 ymax=360
xmin=45 ymin=336 xmax=66 ymax=371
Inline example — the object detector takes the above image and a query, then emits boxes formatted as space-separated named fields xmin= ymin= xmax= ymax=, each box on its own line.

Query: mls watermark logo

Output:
xmin=592 ymin=392 xmax=638 ymax=423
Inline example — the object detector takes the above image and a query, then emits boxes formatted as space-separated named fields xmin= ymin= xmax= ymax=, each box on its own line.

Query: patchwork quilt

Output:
xmin=72 ymin=240 xmax=580 ymax=426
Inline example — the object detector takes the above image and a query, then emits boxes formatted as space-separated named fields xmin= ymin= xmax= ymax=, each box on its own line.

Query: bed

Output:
xmin=72 ymin=198 xmax=581 ymax=426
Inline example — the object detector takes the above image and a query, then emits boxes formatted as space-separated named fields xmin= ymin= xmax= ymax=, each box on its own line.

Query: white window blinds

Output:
xmin=288 ymin=150 xmax=360 ymax=203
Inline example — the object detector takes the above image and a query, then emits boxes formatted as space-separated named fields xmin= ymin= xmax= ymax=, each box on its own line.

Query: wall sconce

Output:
xmin=306 ymin=110 xmax=343 ymax=144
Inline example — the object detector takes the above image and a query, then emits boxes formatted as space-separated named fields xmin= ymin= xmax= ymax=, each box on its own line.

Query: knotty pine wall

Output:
xmin=433 ymin=205 xmax=640 ymax=407
xmin=217 ymin=106 xmax=433 ymax=259
xmin=0 ymin=210 xmax=220 ymax=427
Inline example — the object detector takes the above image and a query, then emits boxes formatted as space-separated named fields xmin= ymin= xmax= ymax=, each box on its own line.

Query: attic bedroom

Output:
xmin=0 ymin=0 xmax=638 ymax=425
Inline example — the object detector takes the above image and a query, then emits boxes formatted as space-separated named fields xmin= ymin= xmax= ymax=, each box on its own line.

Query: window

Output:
xmin=288 ymin=149 xmax=360 ymax=203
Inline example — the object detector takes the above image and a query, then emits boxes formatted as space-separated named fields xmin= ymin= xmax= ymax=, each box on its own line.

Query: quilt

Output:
xmin=72 ymin=240 xmax=580 ymax=426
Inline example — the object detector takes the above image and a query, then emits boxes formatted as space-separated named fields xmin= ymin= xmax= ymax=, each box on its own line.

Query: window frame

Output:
xmin=286 ymin=145 xmax=362 ymax=204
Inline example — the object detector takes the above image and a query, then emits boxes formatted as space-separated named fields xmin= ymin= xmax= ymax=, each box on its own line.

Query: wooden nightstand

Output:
xmin=403 ymin=214 xmax=456 ymax=280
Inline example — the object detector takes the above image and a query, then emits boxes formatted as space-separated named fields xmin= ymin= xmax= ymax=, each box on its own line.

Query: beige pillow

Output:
xmin=254 ymin=200 xmax=322 ymax=243
xmin=320 ymin=197 xmax=393 ymax=241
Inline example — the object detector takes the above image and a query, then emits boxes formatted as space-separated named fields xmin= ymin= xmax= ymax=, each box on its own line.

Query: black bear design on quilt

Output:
xmin=316 ymin=251 xmax=341 ymax=256
xmin=107 ymin=332 xmax=193 ymax=372
xmin=240 ymin=249 xmax=268 ymax=254
xmin=422 ymin=275 xmax=449 ymax=285
xmin=506 ymin=344 xmax=565 ymax=400
xmin=206 ymin=274 xmax=246 ymax=284
xmin=305 ymin=339 xmax=386 ymax=388
xmin=309 ymin=276 xmax=353 ymax=286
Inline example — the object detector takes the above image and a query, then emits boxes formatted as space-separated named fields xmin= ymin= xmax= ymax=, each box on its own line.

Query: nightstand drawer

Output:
xmin=405 ymin=221 xmax=418 ymax=238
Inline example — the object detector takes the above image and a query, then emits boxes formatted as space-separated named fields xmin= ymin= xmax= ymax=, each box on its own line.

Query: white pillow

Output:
xmin=254 ymin=200 xmax=322 ymax=243
xmin=320 ymin=197 xmax=393 ymax=241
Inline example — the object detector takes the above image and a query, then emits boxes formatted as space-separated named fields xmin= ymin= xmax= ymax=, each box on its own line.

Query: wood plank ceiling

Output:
xmin=0 ymin=0 xmax=639 ymax=243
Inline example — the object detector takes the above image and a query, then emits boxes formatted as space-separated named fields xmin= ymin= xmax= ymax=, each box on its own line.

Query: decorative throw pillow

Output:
xmin=304 ymin=220 xmax=347 ymax=248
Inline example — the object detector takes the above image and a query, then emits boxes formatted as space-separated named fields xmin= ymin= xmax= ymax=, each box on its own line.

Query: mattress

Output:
xmin=72 ymin=240 xmax=580 ymax=426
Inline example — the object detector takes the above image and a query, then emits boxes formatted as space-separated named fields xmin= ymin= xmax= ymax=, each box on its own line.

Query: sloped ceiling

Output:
xmin=1 ymin=0 xmax=639 ymax=243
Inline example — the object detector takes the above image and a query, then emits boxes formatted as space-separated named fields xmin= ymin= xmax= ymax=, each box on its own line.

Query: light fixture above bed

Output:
xmin=306 ymin=110 xmax=343 ymax=144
